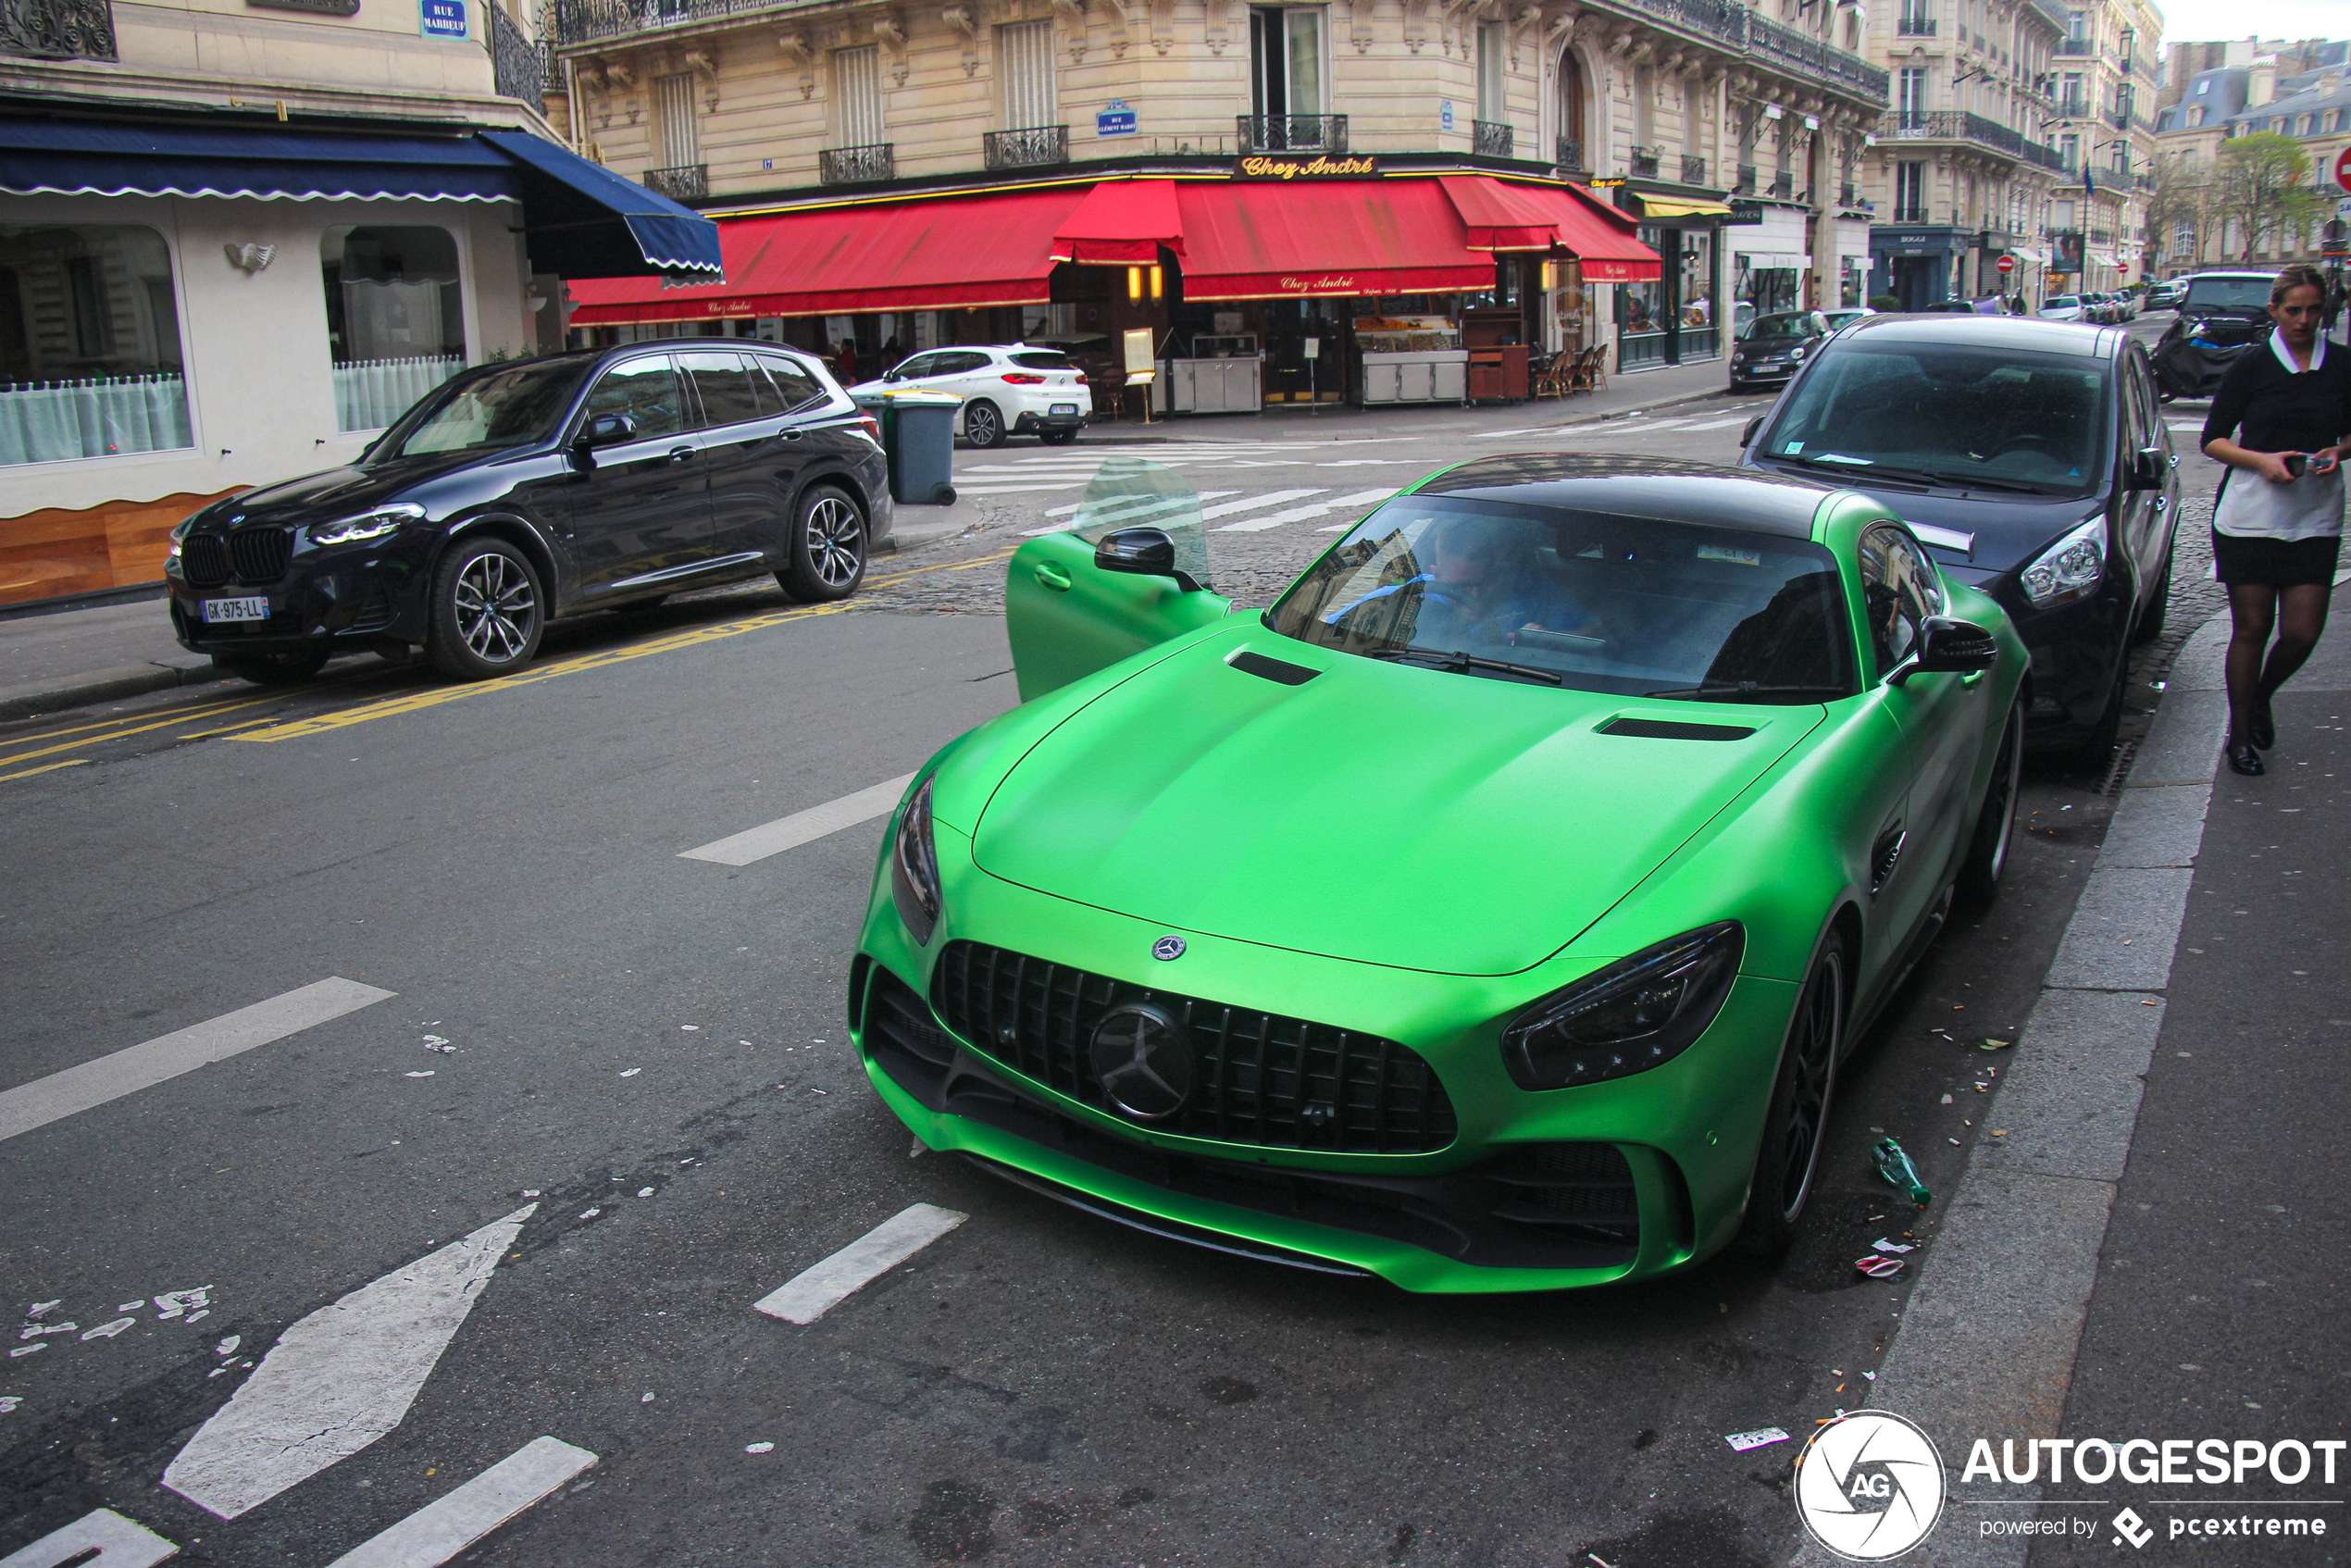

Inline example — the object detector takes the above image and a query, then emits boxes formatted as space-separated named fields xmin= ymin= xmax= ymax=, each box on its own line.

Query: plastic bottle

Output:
xmin=1872 ymin=1137 xmax=1931 ymax=1208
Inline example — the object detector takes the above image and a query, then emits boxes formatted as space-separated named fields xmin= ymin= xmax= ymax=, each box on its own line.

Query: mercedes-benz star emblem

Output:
xmin=1152 ymin=935 xmax=1187 ymax=961
xmin=1088 ymin=1002 xmax=1194 ymax=1121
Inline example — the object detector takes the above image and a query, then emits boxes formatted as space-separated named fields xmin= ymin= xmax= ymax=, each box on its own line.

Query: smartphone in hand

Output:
xmin=2313 ymin=452 xmax=2341 ymax=476
xmin=2284 ymin=453 xmax=2310 ymax=478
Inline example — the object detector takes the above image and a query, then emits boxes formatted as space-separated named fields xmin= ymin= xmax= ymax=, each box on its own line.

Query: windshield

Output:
xmin=1758 ymin=341 xmax=2108 ymax=496
xmin=2183 ymin=277 xmax=2270 ymax=311
xmin=1010 ymin=351 xmax=1076 ymax=370
xmin=1266 ymin=497 xmax=1856 ymax=703
xmin=1743 ymin=313 xmax=1814 ymax=342
xmin=372 ymin=359 xmax=594 ymax=460
xmin=2044 ymin=296 xmax=2080 ymax=309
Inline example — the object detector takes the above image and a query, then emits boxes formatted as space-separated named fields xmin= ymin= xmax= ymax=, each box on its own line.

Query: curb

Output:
xmin=1787 ymin=604 xmax=2236 ymax=1567
xmin=0 ymin=657 xmax=224 ymax=725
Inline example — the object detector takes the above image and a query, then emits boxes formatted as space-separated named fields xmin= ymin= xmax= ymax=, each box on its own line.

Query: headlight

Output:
xmin=890 ymin=777 xmax=942 ymax=946
xmin=2019 ymin=515 xmax=2106 ymax=608
xmin=1500 ymin=922 xmax=1744 ymax=1091
xmin=309 ymin=504 xmax=423 ymax=546
xmin=1789 ymin=343 xmax=1809 ymax=360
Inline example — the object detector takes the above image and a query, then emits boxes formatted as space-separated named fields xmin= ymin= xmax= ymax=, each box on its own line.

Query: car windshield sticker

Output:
xmin=1783 ymin=441 xmax=1802 ymax=453
xmin=1697 ymin=544 xmax=1762 ymax=566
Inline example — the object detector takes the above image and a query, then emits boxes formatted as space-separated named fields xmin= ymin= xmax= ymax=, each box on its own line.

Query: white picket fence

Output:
xmin=333 ymin=355 xmax=465 ymax=433
xmin=0 ymin=374 xmax=193 ymax=467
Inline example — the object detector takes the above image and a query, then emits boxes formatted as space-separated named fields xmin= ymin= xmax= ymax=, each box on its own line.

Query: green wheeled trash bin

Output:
xmin=852 ymin=389 xmax=960 ymax=505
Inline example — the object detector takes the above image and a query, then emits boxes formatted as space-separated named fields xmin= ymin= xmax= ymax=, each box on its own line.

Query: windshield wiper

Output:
xmin=1644 ymin=682 xmax=1849 ymax=703
xmin=1366 ymin=646 xmax=1564 ymax=686
xmin=1770 ymin=454 xmax=1942 ymax=489
xmin=1914 ymin=469 xmax=2061 ymax=495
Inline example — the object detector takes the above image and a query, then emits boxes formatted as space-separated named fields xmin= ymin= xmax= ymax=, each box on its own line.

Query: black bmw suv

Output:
xmin=167 ymin=343 xmax=892 ymax=683
xmin=1739 ymin=314 xmax=2178 ymax=758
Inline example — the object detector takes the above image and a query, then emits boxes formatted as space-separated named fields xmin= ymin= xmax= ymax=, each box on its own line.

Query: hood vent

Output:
xmin=1598 ymin=716 xmax=1757 ymax=742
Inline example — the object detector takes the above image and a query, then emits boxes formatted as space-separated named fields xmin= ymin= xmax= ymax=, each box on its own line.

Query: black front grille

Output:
xmin=345 ymin=585 xmax=395 ymax=633
xmin=1486 ymin=1141 xmax=1640 ymax=1246
xmin=930 ymin=940 xmax=1456 ymax=1154
xmin=181 ymin=534 xmax=230 ymax=588
xmin=229 ymin=528 xmax=292 ymax=584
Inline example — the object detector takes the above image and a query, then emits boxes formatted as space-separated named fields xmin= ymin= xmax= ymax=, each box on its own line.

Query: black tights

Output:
xmin=2226 ymin=582 xmax=2332 ymax=746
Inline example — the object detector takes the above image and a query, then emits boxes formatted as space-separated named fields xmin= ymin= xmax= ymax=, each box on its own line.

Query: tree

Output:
xmin=2212 ymin=131 xmax=2329 ymax=262
xmin=2141 ymin=152 xmax=2207 ymax=274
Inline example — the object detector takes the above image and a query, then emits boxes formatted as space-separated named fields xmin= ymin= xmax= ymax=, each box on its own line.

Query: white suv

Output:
xmin=851 ymin=344 xmax=1089 ymax=447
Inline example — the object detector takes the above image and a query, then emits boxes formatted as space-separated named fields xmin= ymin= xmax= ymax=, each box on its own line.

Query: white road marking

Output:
xmin=163 ymin=1204 xmax=538 ymax=1520
xmin=1675 ymin=415 xmax=1759 ymax=430
xmin=1217 ymin=488 xmax=1399 ymax=532
xmin=0 ymin=977 xmax=394 ymax=1145
xmin=753 ymin=1202 xmax=967 ymax=1325
xmin=2167 ymin=420 xmax=2205 ymax=432
xmin=1036 ymin=490 xmax=1240 ymax=525
xmin=1199 ymin=488 xmax=1326 ymax=520
xmin=0 ymin=1509 xmax=179 ymax=1567
xmin=945 ymin=483 xmax=1085 ymax=495
xmin=320 ymin=1437 xmax=597 ymax=1568
xmin=678 ymin=774 xmax=916 ymax=866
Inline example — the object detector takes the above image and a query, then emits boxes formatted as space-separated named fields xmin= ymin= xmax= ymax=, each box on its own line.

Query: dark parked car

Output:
xmin=1728 ymin=309 xmax=1829 ymax=392
xmin=1739 ymin=315 xmax=2178 ymax=758
xmin=167 ymin=344 xmax=892 ymax=684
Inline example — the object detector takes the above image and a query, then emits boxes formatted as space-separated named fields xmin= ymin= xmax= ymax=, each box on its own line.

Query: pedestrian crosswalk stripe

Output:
xmin=1200 ymin=488 xmax=1325 ymax=520
xmin=1676 ymin=415 xmax=1758 ymax=430
xmin=1218 ymin=488 xmax=1398 ymax=532
xmin=679 ymin=775 xmax=915 ymax=865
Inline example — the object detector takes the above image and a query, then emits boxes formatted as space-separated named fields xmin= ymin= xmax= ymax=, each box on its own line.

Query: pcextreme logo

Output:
xmin=1796 ymin=1411 xmax=1947 ymax=1561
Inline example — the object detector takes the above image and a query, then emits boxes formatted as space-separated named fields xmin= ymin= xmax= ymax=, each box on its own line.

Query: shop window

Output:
xmin=835 ymin=45 xmax=882 ymax=145
xmin=1250 ymin=7 xmax=1324 ymax=120
xmin=1000 ymin=20 xmax=1054 ymax=129
xmin=0 ymin=223 xmax=192 ymax=467
xmin=321 ymin=225 xmax=465 ymax=433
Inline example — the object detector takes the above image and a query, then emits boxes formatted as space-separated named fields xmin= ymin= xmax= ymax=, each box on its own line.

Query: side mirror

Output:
xmin=1095 ymin=527 xmax=1206 ymax=593
xmin=1892 ymin=616 xmax=1999 ymax=684
xmin=1741 ymin=415 xmax=1764 ymax=448
xmin=578 ymin=412 xmax=638 ymax=450
xmin=2124 ymin=445 xmax=2165 ymax=491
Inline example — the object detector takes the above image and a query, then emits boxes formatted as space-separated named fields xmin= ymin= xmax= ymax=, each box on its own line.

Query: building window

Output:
xmin=321 ymin=226 xmax=465 ymax=433
xmin=835 ymin=44 xmax=882 ymax=145
xmin=2296 ymin=114 xmax=2313 ymax=135
xmin=2060 ymin=71 xmax=2083 ymax=115
xmin=1898 ymin=67 xmax=1927 ymax=125
xmin=0 ymin=224 xmax=191 ymax=466
xmin=999 ymin=19 xmax=1054 ymax=128
xmin=1895 ymin=159 xmax=1925 ymax=219
xmin=2059 ymin=132 xmax=2078 ymax=171
xmin=652 ymin=72 xmax=700 ymax=171
xmin=2187 ymin=106 xmax=2204 ymax=127
xmin=1475 ymin=21 xmax=1505 ymax=124
xmin=1249 ymin=7 xmax=1324 ymax=120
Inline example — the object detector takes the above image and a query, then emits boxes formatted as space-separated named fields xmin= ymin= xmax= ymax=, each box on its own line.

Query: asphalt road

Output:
xmin=0 ymin=321 xmax=2227 ymax=1567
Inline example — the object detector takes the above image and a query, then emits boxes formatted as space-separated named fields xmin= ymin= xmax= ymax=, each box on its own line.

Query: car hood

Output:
xmin=1745 ymin=460 xmax=2107 ymax=576
xmin=970 ymin=630 xmax=1819 ymax=976
xmin=196 ymin=453 xmax=489 ymax=529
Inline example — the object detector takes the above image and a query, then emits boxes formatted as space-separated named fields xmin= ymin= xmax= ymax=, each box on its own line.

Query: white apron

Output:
xmin=2212 ymin=328 xmax=2346 ymax=543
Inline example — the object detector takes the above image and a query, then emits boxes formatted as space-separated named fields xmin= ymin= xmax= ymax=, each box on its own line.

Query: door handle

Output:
xmin=780 ymin=429 xmax=805 ymax=442
xmin=1033 ymin=562 xmax=1073 ymax=592
xmin=2154 ymin=495 xmax=2168 ymax=512
xmin=667 ymin=445 xmax=696 ymax=464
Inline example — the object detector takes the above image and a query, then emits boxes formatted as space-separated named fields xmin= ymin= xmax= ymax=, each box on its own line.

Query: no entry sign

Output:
xmin=2337 ymin=144 xmax=2351 ymax=194
xmin=1996 ymin=255 xmax=2015 ymax=274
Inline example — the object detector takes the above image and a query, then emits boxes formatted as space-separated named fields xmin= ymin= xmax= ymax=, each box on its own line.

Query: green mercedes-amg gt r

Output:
xmin=847 ymin=454 xmax=2027 ymax=1293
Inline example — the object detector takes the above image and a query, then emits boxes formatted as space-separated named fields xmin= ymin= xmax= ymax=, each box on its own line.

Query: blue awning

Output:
xmin=0 ymin=118 xmax=721 ymax=280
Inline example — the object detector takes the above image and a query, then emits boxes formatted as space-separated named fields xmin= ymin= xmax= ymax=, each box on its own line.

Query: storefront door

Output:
xmin=1619 ymin=230 xmax=1716 ymax=368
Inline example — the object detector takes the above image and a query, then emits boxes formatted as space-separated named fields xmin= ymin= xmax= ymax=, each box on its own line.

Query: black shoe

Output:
xmin=2229 ymin=741 xmax=2265 ymax=776
xmin=2252 ymin=699 xmax=2276 ymax=752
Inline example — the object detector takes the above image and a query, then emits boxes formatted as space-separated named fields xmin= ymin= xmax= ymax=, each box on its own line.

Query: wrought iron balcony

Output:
xmin=2 ymin=0 xmax=117 ymax=59
xmin=1680 ymin=154 xmax=1708 ymax=185
xmin=2057 ymin=31 xmax=2091 ymax=54
xmin=1630 ymin=146 xmax=1661 ymax=177
xmin=550 ymin=0 xmax=772 ymax=46
xmin=1897 ymin=16 xmax=1936 ymax=34
xmin=487 ymin=2 xmax=549 ymax=105
xmin=1555 ymin=134 xmax=1586 ymax=171
xmin=1238 ymin=115 xmax=1348 ymax=152
xmin=1473 ymin=119 xmax=1514 ymax=158
xmin=643 ymin=164 xmax=707 ymax=201
xmin=819 ymin=143 xmax=895 ymax=184
xmin=1892 ymin=205 xmax=1932 ymax=223
xmin=1746 ymin=14 xmax=1889 ymax=102
xmin=1735 ymin=162 xmax=1757 ymax=194
xmin=984 ymin=124 xmax=1068 ymax=170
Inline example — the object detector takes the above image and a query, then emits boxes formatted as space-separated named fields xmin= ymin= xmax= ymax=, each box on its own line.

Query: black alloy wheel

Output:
xmin=214 ymin=649 xmax=330 ymax=687
xmin=777 ymin=485 xmax=867 ymax=603
xmin=1735 ymin=935 xmax=1846 ymax=1258
xmin=1958 ymin=698 xmax=2025 ymax=906
xmin=962 ymin=400 xmax=1004 ymax=449
xmin=427 ymin=538 xmax=544 ymax=680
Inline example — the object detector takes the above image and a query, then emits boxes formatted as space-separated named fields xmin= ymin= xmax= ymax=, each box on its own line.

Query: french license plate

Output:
xmin=1051 ymin=403 xmax=1079 ymax=416
xmin=202 ymin=596 xmax=270 ymax=624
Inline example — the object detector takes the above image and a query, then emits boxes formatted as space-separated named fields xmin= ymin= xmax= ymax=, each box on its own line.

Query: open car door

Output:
xmin=1005 ymin=456 xmax=1232 ymax=701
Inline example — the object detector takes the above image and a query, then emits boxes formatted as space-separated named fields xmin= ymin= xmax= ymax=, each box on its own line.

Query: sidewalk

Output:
xmin=0 ymin=355 xmax=1737 ymax=723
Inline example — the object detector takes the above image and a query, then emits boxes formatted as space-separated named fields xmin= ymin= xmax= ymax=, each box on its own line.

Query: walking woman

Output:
xmin=2202 ymin=264 xmax=2351 ymax=776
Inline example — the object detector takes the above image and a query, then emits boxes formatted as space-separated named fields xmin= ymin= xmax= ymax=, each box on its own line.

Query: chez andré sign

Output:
xmin=1236 ymin=153 xmax=1381 ymax=180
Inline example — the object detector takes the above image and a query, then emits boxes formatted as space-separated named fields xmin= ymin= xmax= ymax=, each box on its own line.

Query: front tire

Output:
xmin=1958 ymin=698 xmax=2025 ymax=907
xmin=426 ymin=538 xmax=543 ymax=681
xmin=962 ymin=400 xmax=1004 ymax=449
xmin=214 ymin=649 xmax=330 ymax=687
xmin=1735 ymin=933 xmax=1847 ymax=1259
xmin=776 ymin=485 xmax=867 ymax=603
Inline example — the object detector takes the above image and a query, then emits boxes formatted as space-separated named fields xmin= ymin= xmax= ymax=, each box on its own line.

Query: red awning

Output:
xmin=1437 ymin=175 xmax=1661 ymax=281
xmin=1174 ymin=179 xmax=1497 ymax=300
xmin=1051 ymin=178 xmax=1183 ymax=264
xmin=567 ymin=185 xmax=1088 ymax=324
